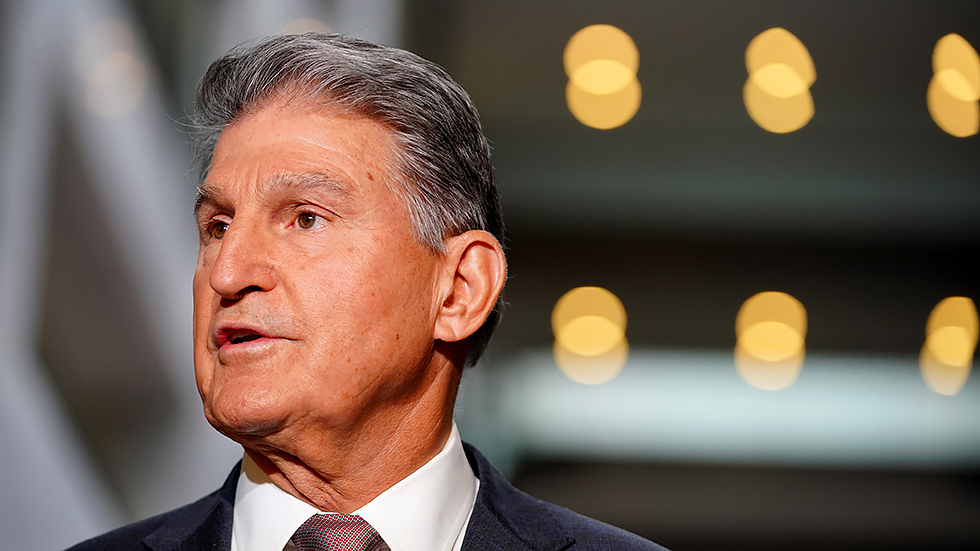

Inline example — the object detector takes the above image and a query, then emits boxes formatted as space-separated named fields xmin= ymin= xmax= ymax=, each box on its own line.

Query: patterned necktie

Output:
xmin=291 ymin=513 xmax=385 ymax=551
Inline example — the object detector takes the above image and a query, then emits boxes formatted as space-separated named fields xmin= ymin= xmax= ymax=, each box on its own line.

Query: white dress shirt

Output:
xmin=230 ymin=423 xmax=479 ymax=551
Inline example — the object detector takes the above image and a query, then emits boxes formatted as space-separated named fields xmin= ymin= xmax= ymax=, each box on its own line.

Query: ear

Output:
xmin=433 ymin=230 xmax=507 ymax=343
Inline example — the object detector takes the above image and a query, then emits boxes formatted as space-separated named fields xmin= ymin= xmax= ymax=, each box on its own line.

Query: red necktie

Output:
xmin=291 ymin=514 xmax=385 ymax=551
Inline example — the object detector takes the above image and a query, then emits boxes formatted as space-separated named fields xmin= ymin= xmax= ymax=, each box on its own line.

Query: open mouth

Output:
xmin=216 ymin=326 xmax=271 ymax=347
xmin=229 ymin=332 xmax=263 ymax=345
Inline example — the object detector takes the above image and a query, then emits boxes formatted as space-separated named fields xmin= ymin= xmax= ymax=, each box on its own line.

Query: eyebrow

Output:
xmin=194 ymin=185 xmax=218 ymax=216
xmin=268 ymin=171 xmax=354 ymax=199
xmin=194 ymin=171 xmax=354 ymax=216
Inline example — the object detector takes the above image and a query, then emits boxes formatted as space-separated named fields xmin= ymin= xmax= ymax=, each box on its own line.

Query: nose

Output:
xmin=208 ymin=218 xmax=277 ymax=301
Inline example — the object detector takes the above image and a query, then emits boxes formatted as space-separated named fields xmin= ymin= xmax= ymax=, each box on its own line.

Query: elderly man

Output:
xmin=69 ymin=34 xmax=665 ymax=551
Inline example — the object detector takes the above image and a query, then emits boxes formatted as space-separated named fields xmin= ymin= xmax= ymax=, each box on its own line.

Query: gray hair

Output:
xmin=191 ymin=33 xmax=505 ymax=366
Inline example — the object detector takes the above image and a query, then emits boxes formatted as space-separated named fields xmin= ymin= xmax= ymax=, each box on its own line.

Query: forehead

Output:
xmin=202 ymin=99 xmax=402 ymax=205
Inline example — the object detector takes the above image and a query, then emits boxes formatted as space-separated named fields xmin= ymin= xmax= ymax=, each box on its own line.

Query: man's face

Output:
xmin=193 ymin=99 xmax=444 ymax=443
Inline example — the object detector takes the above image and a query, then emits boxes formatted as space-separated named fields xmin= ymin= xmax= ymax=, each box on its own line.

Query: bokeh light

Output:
xmin=749 ymin=63 xmax=809 ymax=98
xmin=554 ymin=339 xmax=629 ymax=385
xmin=921 ymin=296 xmax=977 ymax=395
xmin=556 ymin=315 xmax=624 ymax=356
xmin=738 ymin=320 xmax=804 ymax=362
xmin=564 ymin=24 xmax=641 ymax=129
xmin=926 ymin=296 xmax=979 ymax=340
xmin=927 ymin=77 xmax=980 ymax=137
xmin=928 ymin=34 xmax=980 ymax=137
xmin=570 ymin=59 xmax=635 ymax=95
xmin=736 ymin=291 xmax=808 ymax=336
xmin=77 ymin=18 xmax=146 ymax=119
xmin=566 ymin=79 xmax=642 ymax=130
xmin=745 ymin=28 xmax=816 ymax=88
xmin=552 ymin=286 xmax=627 ymax=335
xmin=933 ymin=34 xmax=980 ymax=101
xmin=552 ymin=286 xmax=628 ymax=385
xmin=85 ymin=51 xmax=147 ymax=119
xmin=743 ymin=28 xmax=815 ymax=133
xmin=743 ymin=80 xmax=814 ymax=135
xmin=735 ymin=291 xmax=807 ymax=390
xmin=735 ymin=345 xmax=805 ymax=392
xmin=920 ymin=346 xmax=972 ymax=397
xmin=564 ymin=24 xmax=639 ymax=77
xmin=927 ymin=326 xmax=973 ymax=367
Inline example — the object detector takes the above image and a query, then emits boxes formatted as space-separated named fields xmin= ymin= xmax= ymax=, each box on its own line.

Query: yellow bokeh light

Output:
xmin=744 ymin=28 xmax=815 ymax=134
xmin=920 ymin=296 xmax=977 ymax=395
xmin=571 ymin=59 xmax=634 ymax=95
xmin=743 ymin=79 xmax=814 ymax=133
xmin=937 ymin=68 xmax=980 ymax=102
xmin=734 ymin=344 xmax=804 ymax=391
xmin=928 ymin=73 xmax=980 ymax=137
xmin=555 ymin=315 xmax=625 ymax=356
xmin=552 ymin=286 xmax=627 ymax=335
xmin=555 ymin=339 xmax=628 ymax=385
xmin=566 ymin=79 xmax=642 ymax=130
xmin=564 ymin=24 xmax=640 ymax=130
xmin=735 ymin=291 xmax=806 ymax=390
xmin=745 ymin=27 xmax=816 ymax=88
xmin=737 ymin=321 xmax=804 ymax=362
xmin=736 ymin=291 xmax=808 ymax=337
xmin=926 ymin=326 xmax=974 ymax=368
xmin=750 ymin=62 xmax=809 ymax=99
xmin=920 ymin=345 xmax=971 ymax=396
xmin=929 ymin=34 xmax=980 ymax=137
xmin=563 ymin=24 xmax=639 ymax=78
xmin=933 ymin=34 xmax=980 ymax=101
xmin=552 ymin=286 xmax=628 ymax=385
xmin=926 ymin=296 xmax=979 ymax=343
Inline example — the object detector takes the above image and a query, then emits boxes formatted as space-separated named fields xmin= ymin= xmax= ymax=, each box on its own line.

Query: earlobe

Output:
xmin=433 ymin=230 xmax=506 ymax=343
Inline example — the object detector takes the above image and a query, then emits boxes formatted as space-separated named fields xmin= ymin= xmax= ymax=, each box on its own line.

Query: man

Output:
xmin=69 ymin=33 xmax=665 ymax=551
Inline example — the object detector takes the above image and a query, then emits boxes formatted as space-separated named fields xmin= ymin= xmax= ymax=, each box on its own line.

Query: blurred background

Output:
xmin=1 ymin=0 xmax=979 ymax=549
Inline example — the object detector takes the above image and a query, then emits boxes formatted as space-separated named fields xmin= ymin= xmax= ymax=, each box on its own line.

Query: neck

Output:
xmin=244 ymin=353 xmax=462 ymax=513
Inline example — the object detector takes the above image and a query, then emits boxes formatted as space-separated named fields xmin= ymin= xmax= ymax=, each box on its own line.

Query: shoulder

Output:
xmin=67 ymin=505 xmax=183 ymax=551
xmin=65 ymin=463 xmax=239 ymax=551
xmin=534 ymin=498 xmax=668 ymax=551
xmin=462 ymin=443 xmax=667 ymax=551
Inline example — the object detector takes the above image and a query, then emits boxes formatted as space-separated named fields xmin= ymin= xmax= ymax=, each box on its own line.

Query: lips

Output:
xmin=214 ymin=323 xmax=274 ymax=348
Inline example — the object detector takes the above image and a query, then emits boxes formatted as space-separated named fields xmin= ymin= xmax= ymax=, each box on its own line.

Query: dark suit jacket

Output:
xmin=68 ymin=444 xmax=667 ymax=551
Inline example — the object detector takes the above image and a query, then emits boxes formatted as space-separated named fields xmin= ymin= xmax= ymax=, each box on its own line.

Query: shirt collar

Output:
xmin=231 ymin=449 xmax=319 ymax=551
xmin=231 ymin=423 xmax=478 ymax=551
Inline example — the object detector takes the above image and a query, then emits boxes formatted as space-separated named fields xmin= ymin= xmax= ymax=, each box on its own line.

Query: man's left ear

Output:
xmin=433 ymin=230 xmax=507 ymax=343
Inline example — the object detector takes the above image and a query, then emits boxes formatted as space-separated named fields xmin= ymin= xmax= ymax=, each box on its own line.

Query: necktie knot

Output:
xmin=292 ymin=513 xmax=384 ymax=551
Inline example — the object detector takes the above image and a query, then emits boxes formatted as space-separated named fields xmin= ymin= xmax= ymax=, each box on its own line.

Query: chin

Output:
xmin=203 ymin=386 xmax=291 ymax=440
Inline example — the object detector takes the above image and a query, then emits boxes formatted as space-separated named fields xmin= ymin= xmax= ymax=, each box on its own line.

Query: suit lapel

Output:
xmin=140 ymin=461 xmax=239 ymax=551
xmin=461 ymin=444 xmax=575 ymax=551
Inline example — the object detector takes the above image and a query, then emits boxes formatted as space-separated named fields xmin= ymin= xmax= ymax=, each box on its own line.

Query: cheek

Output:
xmin=192 ymin=248 xmax=222 ymax=318
xmin=192 ymin=275 xmax=213 ymax=346
xmin=192 ymin=262 xmax=218 ymax=394
xmin=193 ymin=247 xmax=218 ymax=294
xmin=293 ymin=258 xmax=427 ymax=356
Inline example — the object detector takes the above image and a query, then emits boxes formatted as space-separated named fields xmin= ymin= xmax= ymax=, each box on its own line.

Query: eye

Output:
xmin=296 ymin=212 xmax=323 ymax=230
xmin=209 ymin=221 xmax=229 ymax=240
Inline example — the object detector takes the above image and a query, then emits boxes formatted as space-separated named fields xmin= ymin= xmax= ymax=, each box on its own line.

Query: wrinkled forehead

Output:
xmin=195 ymin=96 xmax=423 ymax=230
